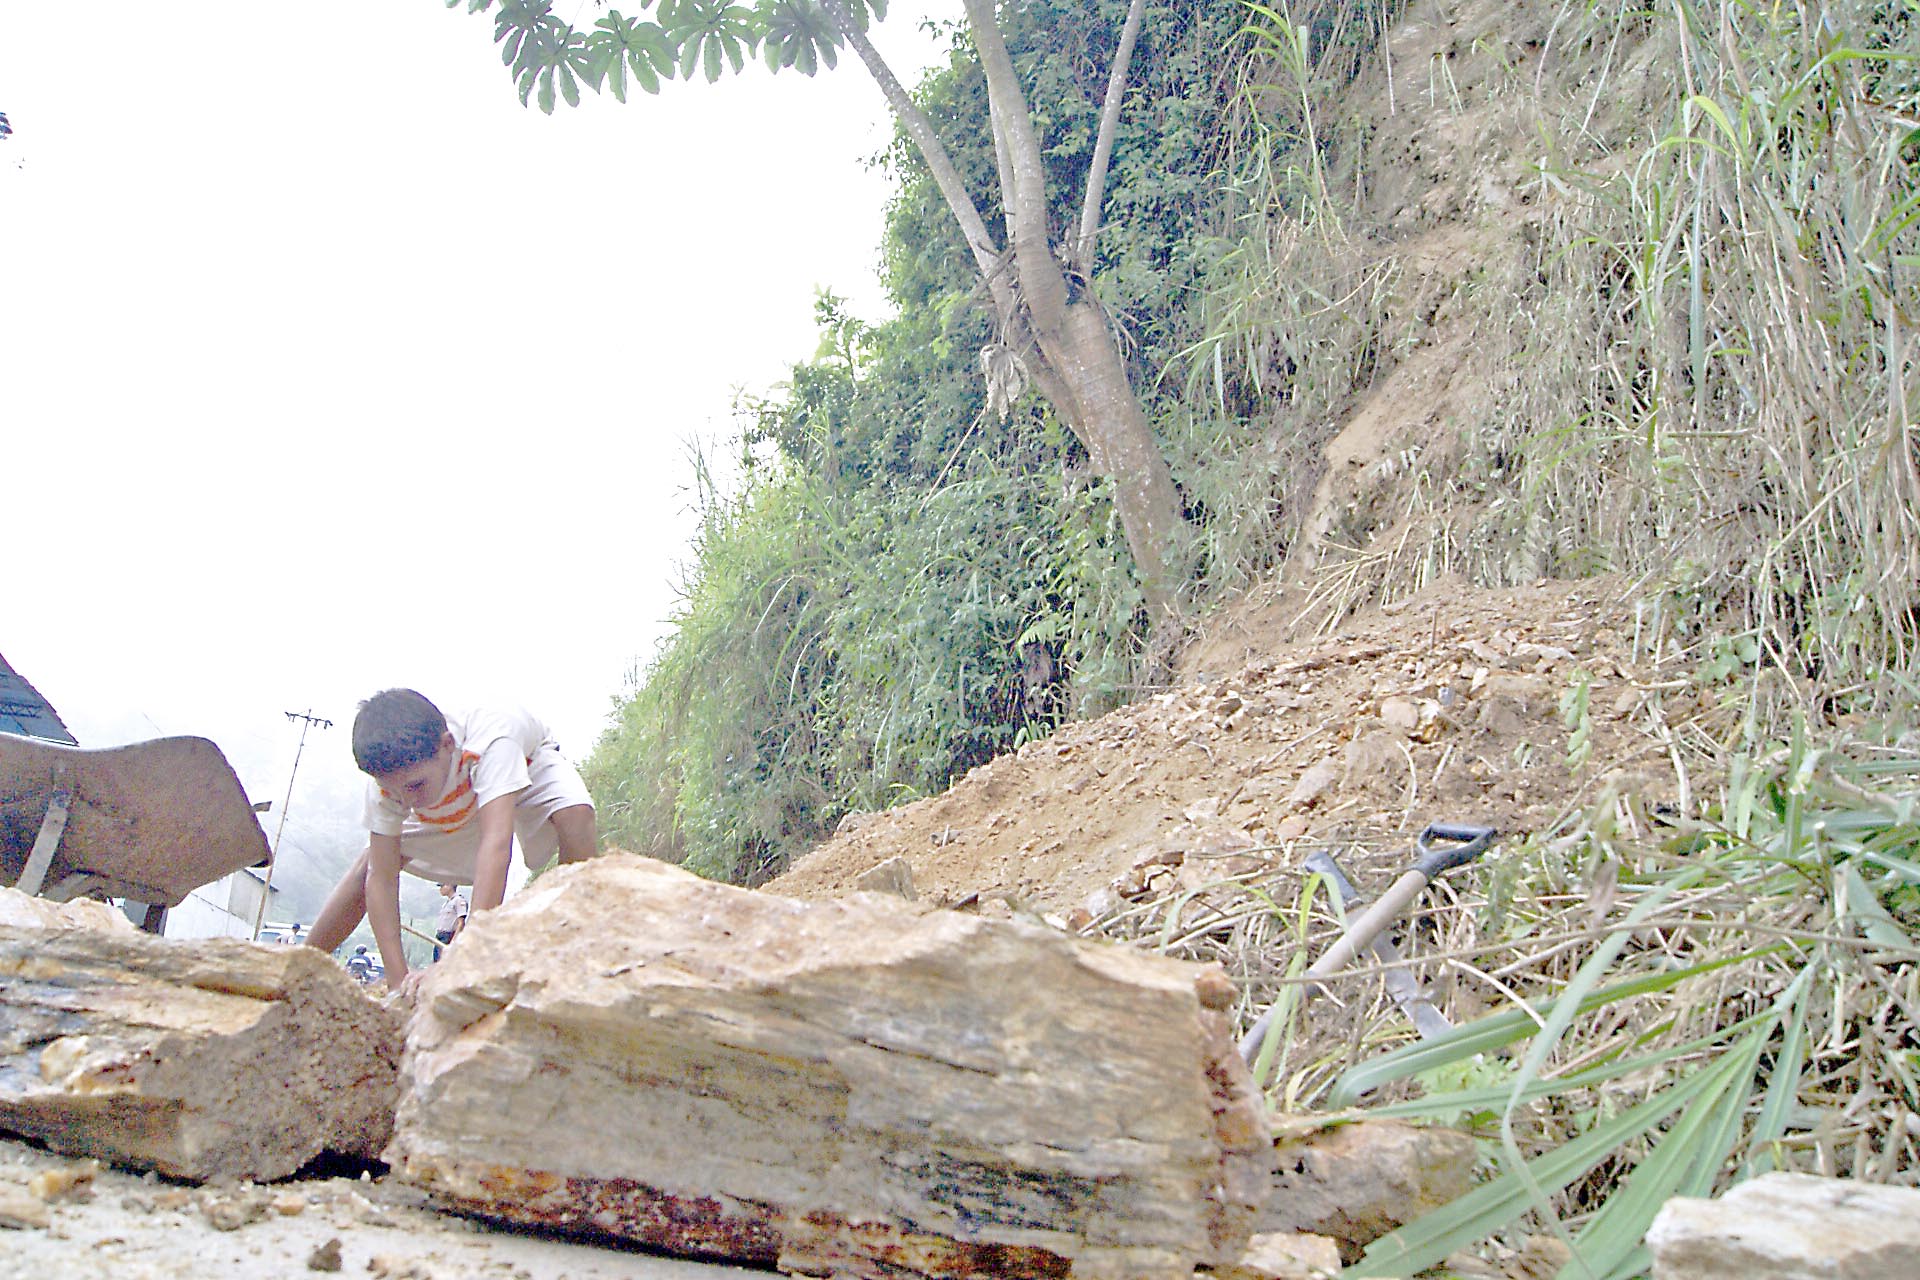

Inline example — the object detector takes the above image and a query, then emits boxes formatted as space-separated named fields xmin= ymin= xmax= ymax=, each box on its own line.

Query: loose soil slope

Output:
xmin=771 ymin=575 xmax=1713 ymax=920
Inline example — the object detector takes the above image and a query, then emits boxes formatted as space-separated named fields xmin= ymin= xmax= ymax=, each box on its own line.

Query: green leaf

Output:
xmin=1347 ymin=1060 xmax=1732 ymax=1277
xmin=1327 ymin=941 xmax=1773 ymax=1106
xmin=1745 ymin=970 xmax=1815 ymax=1174
xmin=1364 ymin=1009 xmax=1777 ymax=1122
xmin=755 ymin=0 xmax=837 ymax=76
xmin=1841 ymin=863 xmax=1912 ymax=949
xmin=1561 ymin=1030 xmax=1769 ymax=1280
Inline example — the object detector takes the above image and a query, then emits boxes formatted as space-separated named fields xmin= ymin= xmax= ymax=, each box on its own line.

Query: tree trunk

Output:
xmin=1033 ymin=301 xmax=1190 ymax=620
xmin=828 ymin=0 xmax=1196 ymax=622
xmin=962 ymin=0 xmax=1190 ymax=623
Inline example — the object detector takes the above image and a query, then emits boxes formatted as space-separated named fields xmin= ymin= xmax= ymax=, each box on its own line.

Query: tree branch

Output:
xmin=962 ymin=0 xmax=1068 ymax=322
xmin=819 ymin=0 xmax=1003 ymax=288
xmin=1073 ymin=0 xmax=1147 ymax=278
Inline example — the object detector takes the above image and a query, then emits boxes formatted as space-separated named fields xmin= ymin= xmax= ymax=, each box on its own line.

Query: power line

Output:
xmin=250 ymin=709 xmax=333 ymax=940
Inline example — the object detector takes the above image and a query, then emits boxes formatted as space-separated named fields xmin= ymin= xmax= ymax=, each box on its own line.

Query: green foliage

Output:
xmin=451 ymin=0 xmax=894 ymax=113
xmin=586 ymin=438 xmax=1147 ymax=880
xmin=1558 ymin=670 xmax=1593 ymax=770
xmin=1336 ymin=734 xmax=1920 ymax=1279
xmin=1450 ymin=0 xmax=1920 ymax=699
xmin=586 ymin=11 xmax=674 ymax=101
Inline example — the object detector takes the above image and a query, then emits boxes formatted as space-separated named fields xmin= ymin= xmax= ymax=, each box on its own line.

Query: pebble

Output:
xmin=0 ymin=1183 xmax=51 ymax=1230
xmin=306 ymin=1236 xmax=344 ymax=1272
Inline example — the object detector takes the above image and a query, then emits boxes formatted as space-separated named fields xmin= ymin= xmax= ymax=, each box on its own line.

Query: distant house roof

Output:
xmin=0 ymin=652 xmax=78 ymax=744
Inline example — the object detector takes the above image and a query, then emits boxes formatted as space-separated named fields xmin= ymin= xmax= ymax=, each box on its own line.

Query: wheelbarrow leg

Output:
xmin=17 ymin=787 xmax=72 ymax=897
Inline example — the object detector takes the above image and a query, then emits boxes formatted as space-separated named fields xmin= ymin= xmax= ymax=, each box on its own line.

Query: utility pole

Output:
xmin=251 ymin=708 xmax=333 ymax=941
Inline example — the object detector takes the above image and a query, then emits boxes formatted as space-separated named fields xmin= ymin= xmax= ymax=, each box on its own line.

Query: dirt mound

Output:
xmin=770 ymin=575 xmax=1704 ymax=917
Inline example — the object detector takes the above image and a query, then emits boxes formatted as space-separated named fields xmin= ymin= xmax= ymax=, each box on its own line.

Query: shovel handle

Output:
xmin=1412 ymin=823 xmax=1497 ymax=880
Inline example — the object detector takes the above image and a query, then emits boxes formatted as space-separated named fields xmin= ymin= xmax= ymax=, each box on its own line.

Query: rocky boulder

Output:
xmin=389 ymin=855 xmax=1271 ymax=1279
xmin=1647 ymin=1171 xmax=1920 ymax=1280
xmin=0 ymin=923 xmax=401 ymax=1181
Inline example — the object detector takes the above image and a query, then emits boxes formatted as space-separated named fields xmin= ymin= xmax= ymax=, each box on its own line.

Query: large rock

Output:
xmin=0 ymin=923 xmax=401 ymax=1181
xmin=1647 ymin=1172 xmax=1920 ymax=1280
xmin=0 ymin=887 xmax=134 ymax=933
xmin=390 ymin=855 xmax=1270 ymax=1280
xmin=1259 ymin=1118 xmax=1476 ymax=1261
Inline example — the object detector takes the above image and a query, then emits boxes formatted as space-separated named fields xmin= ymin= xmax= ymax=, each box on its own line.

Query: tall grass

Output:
xmin=1453 ymin=0 xmax=1920 ymax=704
xmin=1103 ymin=721 xmax=1919 ymax=1276
xmin=584 ymin=435 xmax=1150 ymax=881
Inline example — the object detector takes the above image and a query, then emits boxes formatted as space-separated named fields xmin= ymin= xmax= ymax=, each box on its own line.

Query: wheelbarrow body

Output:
xmin=0 ymin=731 xmax=271 ymax=910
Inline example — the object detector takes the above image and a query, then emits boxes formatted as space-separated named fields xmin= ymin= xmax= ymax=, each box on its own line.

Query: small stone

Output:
xmin=1379 ymin=697 xmax=1420 ymax=732
xmin=1261 ymin=1119 xmax=1476 ymax=1262
xmin=1287 ymin=763 xmax=1339 ymax=807
xmin=853 ymin=856 xmax=917 ymax=900
xmin=1212 ymin=1230 xmax=1343 ymax=1279
xmin=272 ymin=1192 xmax=308 ymax=1216
xmin=199 ymin=1190 xmax=269 ymax=1232
xmin=0 ymin=1184 xmax=50 ymax=1230
xmin=1274 ymin=816 xmax=1309 ymax=840
xmin=306 ymin=1237 xmax=343 ymax=1272
xmin=28 ymin=1160 xmax=98 ymax=1202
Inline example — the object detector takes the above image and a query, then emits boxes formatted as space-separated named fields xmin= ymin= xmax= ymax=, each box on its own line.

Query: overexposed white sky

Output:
xmin=1 ymin=1 xmax=945 ymax=857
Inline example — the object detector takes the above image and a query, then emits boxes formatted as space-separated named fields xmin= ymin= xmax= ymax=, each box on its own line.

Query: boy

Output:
xmin=305 ymin=689 xmax=597 ymax=990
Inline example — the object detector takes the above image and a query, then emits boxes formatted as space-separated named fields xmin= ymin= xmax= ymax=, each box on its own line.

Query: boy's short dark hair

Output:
xmin=352 ymin=689 xmax=448 ymax=775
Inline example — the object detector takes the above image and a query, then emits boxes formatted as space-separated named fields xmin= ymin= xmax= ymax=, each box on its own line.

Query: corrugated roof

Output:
xmin=0 ymin=651 xmax=78 ymax=744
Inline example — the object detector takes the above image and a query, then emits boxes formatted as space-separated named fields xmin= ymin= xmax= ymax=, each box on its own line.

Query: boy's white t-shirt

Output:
xmin=364 ymin=704 xmax=551 ymax=840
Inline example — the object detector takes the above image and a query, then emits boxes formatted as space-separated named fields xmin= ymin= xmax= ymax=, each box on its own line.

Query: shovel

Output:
xmin=1239 ymin=822 xmax=1497 ymax=1076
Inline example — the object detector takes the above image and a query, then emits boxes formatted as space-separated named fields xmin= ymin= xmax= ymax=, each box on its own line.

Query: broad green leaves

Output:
xmin=759 ymin=0 xmax=839 ymax=76
xmin=586 ymin=11 xmax=674 ymax=101
xmin=660 ymin=0 xmax=757 ymax=83
xmin=488 ymin=1 xmax=595 ymax=112
xmin=453 ymin=0 xmax=896 ymax=109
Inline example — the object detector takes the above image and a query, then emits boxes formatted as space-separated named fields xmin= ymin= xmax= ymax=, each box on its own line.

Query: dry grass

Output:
xmin=1090 ymin=711 xmax=1919 ymax=1274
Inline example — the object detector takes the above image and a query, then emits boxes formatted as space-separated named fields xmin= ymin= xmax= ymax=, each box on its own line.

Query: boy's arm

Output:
xmin=365 ymin=833 xmax=409 ymax=990
xmin=469 ymin=792 xmax=519 ymax=914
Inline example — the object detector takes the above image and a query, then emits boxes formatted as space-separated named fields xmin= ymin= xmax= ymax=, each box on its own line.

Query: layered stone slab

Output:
xmin=390 ymin=855 xmax=1270 ymax=1279
xmin=0 ymin=919 xmax=401 ymax=1181
xmin=1648 ymin=1172 xmax=1920 ymax=1280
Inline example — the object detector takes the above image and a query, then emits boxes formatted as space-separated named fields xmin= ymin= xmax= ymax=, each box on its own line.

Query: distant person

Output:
xmin=344 ymin=946 xmax=374 ymax=982
xmin=433 ymin=881 xmax=470 ymax=961
xmin=304 ymin=689 xmax=598 ymax=992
